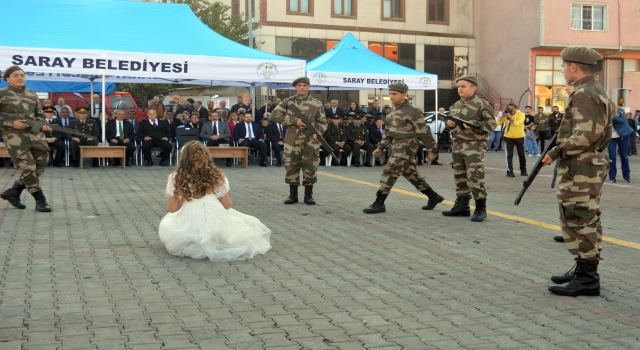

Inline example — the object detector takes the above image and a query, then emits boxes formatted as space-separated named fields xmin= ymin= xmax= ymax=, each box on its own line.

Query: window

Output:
xmin=333 ymin=0 xmax=355 ymax=17
xmin=427 ymin=0 xmax=448 ymax=24
xmin=624 ymin=60 xmax=639 ymax=72
xmin=245 ymin=0 xmax=255 ymax=19
xmin=289 ymin=0 xmax=312 ymax=14
xmin=424 ymin=45 xmax=454 ymax=79
xmin=535 ymin=55 xmax=568 ymax=111
xmin=570 ymin=4 xmax=605 ymax=31
xmin=369 ymin=42 xmax=415 ymax=68
xmin=382 ymin=0 xmax=403 ymax=20
xmin=276 ymin=37 xmax=328 ymax=61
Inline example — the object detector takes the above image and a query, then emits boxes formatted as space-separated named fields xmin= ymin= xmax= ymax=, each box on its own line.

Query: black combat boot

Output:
xmin=1 ymin=181 xmax=27 ymax=209
xmin=303 ymin=185 xmax=315 ymax=205
xmin=31 ymin=190 xmax=52 ymax=212
xmin=420 ymin=187 xmax=444 ymax=210
xmin=548 ymin=259 xmax=600 ymax=296
xmin=284 ymin=185 xmax=298 ymax=204
xmin=363 ymin=191 xmax=388 ymax=214
xmin=470 ymin=198 xmax=487 ymax=222
xmin=441 ymin=196 xmax=471 ymax=217
xmin=553 ymin=235 xmax=565 ymax=242
xmin=551 ymin=262 xmax=577 ymax=284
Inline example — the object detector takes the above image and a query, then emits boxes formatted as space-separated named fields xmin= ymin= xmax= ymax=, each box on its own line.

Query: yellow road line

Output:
xmin=318 ymin=171 xmax=640 ymax=250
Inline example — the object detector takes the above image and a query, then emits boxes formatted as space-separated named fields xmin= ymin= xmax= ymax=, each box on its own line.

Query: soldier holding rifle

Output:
xmin=540 ymin=47 xmax=613 ymax=297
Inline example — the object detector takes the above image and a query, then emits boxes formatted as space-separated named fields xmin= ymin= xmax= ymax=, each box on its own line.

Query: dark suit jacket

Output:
xmin=106 ymin=119 xmax=136 ymax=142
xmin=256 ymin=104 xmax=275 ymax=121
xmin=195 ymin=106 xmax=209 ymax=121
xmin=233 ymin=121 xmax=262 ymax=141
xmin=127 ymin=119 xmax=140 ymax=139
xmin=325 ymin=107 xmax=344 ymax=117
xmin=138 ymin=119 xmax=172 ymax=141
xmin=369 ymin=124 xmax=385 ymax=145
xmin=266 ymin=123 xmax=286 ymax=144
xmin=231 ymin=103 xmax=250 ymax=113
xmin=184 ymin=122 xmax=202 ymax=134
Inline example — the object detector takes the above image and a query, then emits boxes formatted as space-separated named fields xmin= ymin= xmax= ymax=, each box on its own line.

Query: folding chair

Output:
xmin=175 ymin=128 xmax=201 ymax=163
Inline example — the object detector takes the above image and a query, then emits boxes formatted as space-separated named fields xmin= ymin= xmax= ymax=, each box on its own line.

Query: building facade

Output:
xmin=475 ymin=0 xmax=640 ymax=111
xmin=225 ymin=0 xmax=477 ymax=111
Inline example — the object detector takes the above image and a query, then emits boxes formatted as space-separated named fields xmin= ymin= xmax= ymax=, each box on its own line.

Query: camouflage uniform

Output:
xmin=0 ymin=85 xmax=49 ymax=193
xmin=448 ymin=94 xmax=496 ymax=200
xmin=376 ymin=100 xmax=436 ymax=194
xmin=271 ymin=94 xmax=327 ymax=186
xmin=547 ymin=75 xmax=613 ymax=260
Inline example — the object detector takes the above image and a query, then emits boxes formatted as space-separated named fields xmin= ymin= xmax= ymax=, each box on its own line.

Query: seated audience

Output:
xmin=234 ymin=112 xmax=268 ymax=167
xmin=346 ymin=112 xmax=374 ymax=167
xmin=106 ymin=109 xmax=136 ymax=166
xmin=42 ymin=106 xmax=66 ymax=167
xmin=267 ymin=118 xmax=285 ymax=167
xmin=138 ymin=109 xmax=173 ymax=166
xmin=200 ymin=111 xmax=232 ymax=167
xmin=67 ymin=107 xmax=99 ymax=168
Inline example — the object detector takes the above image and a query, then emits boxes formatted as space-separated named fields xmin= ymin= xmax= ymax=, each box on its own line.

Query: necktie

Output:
xmin=153 ymin=120 xmax=157 ymax=128
xmin=63 ymin=119 xmax=67 ymax=127
xmin=380 ymin=127 xmax=383 ymax=136
xmin=118 ymin=122 xmax=124 ymax=140
xmin=248 ymin=123 xmax=253 ymax=139
xmin=279 ymin=124 xmax=284 ymax=139
xmin=117 ymin=102 xmax=121 ymax=108
xmin=212 ymin=122 xmax=217 ymax=135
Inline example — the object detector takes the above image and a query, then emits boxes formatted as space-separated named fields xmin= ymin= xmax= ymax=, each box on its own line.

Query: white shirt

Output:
xmin=115 ymin=120 xmax=123 ymax=138
xmin=93 ymin=102 xmax=101 ymax=118
xmin=244 ymin=122 xmax=254 ymax=139
xmin=60 ymin=117 xmax=70 ymax=127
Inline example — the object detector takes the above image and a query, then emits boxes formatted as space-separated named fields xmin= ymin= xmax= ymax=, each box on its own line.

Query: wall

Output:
xmin=625 ymin=72 xmax=640 ymax=112
xmin=474 ymin=0 xmax=540 ymax=107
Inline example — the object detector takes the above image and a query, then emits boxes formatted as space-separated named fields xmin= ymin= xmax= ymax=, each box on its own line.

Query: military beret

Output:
xmin=43 ymin=106 xmax=56 ymax=113
xmin=456 ymin=75 xmax=477 ymax=86
xmin=347 ymin=111 xmax=356 ymax=116
xmin=2 ymin=65 xmax=24 ymax=81
xmin=365 ymin=113 xmax=374 ymax=119
xmin=388 ymin=81 xmax=408 ymax=93
xmin=560 ymin=46 xmax=602 ymax=66
xmin=292 ymin=76 xmax=310 ymax=86
xmin=354 ymin=111 xmax=366 ymax=119
xmin=342 ymin=115 xmax=350 ymax=120
xmin=75 ymin=106 xmax=89 ymax=113
xmin=326 ymin=113 xmax=340 ymax=120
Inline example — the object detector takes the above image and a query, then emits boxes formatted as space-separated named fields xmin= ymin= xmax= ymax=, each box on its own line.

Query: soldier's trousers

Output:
xmin=452 ymin=140 xmax=487 ymax=200
xmin=557 ymin=153 xmax=608 ymax=260
xmin=3 ymin=130 xmax=49 ymax=193
xmin=284 ymin=132 xmax=320 ymax=187
xmin=378 ymin=153 xmax=429 ymax=195
xmin=69 ymin=138 xmax=99 ymax=161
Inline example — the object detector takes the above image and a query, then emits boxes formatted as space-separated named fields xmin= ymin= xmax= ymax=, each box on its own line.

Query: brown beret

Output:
xmin=388 ymin=82 xmax=408 ymax=93
xmin=292 ymin=76 xmax=310 ymax=86
xmin=456 ymin=75 xmax=477 ymax=86
xmin=560 ymin=46 xmax=602 ymax=66
xmin=43 ymin=106 xmax=56 ymax=113
xmin=75 ymin=106 xmax=89 ymax=114
xmin=3 ymin=65 xmax=24 ymax=81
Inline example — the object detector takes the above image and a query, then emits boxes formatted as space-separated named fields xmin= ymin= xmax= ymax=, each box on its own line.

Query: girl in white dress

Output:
xmin=159 ymin=141 xmax=271 ymax=261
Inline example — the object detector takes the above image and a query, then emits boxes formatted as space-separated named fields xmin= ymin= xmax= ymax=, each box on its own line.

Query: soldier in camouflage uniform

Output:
xmin=67 ymin=106 xmax=100 ymax=167
xmin=323 ymin=113 xmax=352 ymax=166
xmin=442 ymin=75 xmax=496 ymax=222
xmin=346 ymin=111 xmax=374 ymax=167
xmin=271 ymin=77 xmax=327 ymax=205
xmin=0 ymin=66 xmax=52 ymax=212
xmin=363 ymin=82 xmax=444 ymax=214
xmin=541 ymin=47 xmax=613 ymax=297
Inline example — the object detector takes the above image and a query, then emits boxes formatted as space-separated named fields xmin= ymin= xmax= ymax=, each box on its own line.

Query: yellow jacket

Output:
xmin=497 ymin=110 xmax=526 ymax=139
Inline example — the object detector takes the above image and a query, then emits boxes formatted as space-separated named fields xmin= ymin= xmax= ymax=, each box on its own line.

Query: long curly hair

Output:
xmin=172 ymin=141 xmax=225 ymax=201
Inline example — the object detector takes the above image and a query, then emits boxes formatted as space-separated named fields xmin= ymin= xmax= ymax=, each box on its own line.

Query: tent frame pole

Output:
xmin=250 ymin=83 xmax=256 ymax=121
xmin=101 ymin=74 xmax=106 ymax=145
xmin=435 ymin=88 xmax=438 ymax=152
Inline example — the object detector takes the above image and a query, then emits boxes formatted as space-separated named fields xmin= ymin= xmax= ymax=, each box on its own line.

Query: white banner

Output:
xmin=0 ymin=47 xmax=305 ymax=85
xmin=308 ymin=70 xmax=438 ymax=90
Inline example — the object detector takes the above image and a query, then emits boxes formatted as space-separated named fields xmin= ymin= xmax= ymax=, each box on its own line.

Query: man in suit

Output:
xmin=231 ymin=96 xmax=249 ymax=113
xmin=127 ymin=109 xmax=139 ymax=137
xmin=91 ymin=94 xmax=103 ymax=119
xmin=347 ymin=112 xmax=375 ymax=167
xmin=42 ymin=107 xmax=66 ymax=167
xmin=106 ymin=109 xmax=136 ymax=166
xmin=234 ymin=111 xmax=267 ymax=167
xmin=148 ymin=95 xmax=165 ymax=118
xmin=369 ymin=116 xmax=390 ymax=165
xmin=325 ymin=99 xmax=344 ymax=118
xmin=323 ymin=113 xmax=352 ymax=166
xmin=57 ymin=106 xmax=75 ymax=128
xmin=138 ymin=109 xmax=173 ymax=166
xmin=267 ymin=118 xmax=286 ymax=167
xmin=112 ymin=94 xmax=129 ymax=110
xmin=194 ymin=101 xmax=209 ymax=121
xmin=200 ymin=111 xmax=232 ymax=167
xmin=67 ymin=106 xmax=100 ymax=167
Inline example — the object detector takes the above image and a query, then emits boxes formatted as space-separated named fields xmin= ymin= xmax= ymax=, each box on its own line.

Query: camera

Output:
xmin=504 ymin=108 xmax=511 ymax=115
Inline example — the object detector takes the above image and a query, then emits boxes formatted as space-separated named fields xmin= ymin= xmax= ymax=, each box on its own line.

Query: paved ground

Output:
xmin=1 ymin=148 xmax=640 ymax=350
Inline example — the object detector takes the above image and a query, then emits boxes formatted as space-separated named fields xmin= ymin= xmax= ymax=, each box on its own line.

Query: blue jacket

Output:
xmin=612 ymin=107 xmax=634 ymax=139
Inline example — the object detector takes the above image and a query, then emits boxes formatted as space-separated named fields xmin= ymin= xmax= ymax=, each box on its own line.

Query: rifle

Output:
xmin=286 ymin=103 xmax=340 ymax=163
xmin=0 ymin=114 xmax=94 ymax=138
xmin=551 ymin=160 xmax=560 ymax=188
xmin=514 ymin=131 xmax=558 ymax=205
xmin=444 ymin=114 xmax=485 ymax=132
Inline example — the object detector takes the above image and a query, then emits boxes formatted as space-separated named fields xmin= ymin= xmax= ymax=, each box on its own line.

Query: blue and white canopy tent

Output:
xmin=0 ymin=81 xmax=116 ymax=94
xmin=0 ymin=0 xmax=306 ymax=141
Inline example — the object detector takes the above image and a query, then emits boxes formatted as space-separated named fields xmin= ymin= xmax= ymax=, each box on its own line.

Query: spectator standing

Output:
xmin=230 ymin=96 xmax=249 ymax=113
xmin=487 ymin=104 xmax=503 ymax=151
xmin=498 ymin=103 xmax=527 ymax=177
xmin=534 ymin=106 xmax=549 ymax=151
xmin=627 ymin=112 xmax=637 ymax=156
xmin=148 ymin=95 xmax=165 ymax=118
xmin=112 ymin=94 xmax=129 ymax=110
xmin=325 ymin=99 xmax=344 ymax=118
xmin=218 ymin=100 xmax=230 ymax=114
xmin=256 ymin=99 xmax=274 ymax=121
xmin=525 ymin=125 xmax=540 ymax=156
xmin=548 ymin=105 xmax=563 ymax=133
xmin=55 ymin=97 xmax=73 ymax=118
xmin=608 ymin=107 xmax=634 ymax=183
xmin=194 ymin=101 xmax=209 ymax=122
xmin=176 ymin=99 xmax=194 ymax=116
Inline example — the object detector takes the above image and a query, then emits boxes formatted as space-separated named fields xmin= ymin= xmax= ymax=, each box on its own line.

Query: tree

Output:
xmin=118 ymin=0 xmax=259 ymax=105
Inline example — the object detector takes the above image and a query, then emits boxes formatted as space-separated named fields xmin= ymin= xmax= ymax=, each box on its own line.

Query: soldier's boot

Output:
xmin=31 ymin=190 xmax=52 ymax=212
xmin=441 ymin=196 xmax=471 ymax=217
xmin=548 ymin=259 xmax=600 ymax=296
xmin=284 ymin=185 xmax=298 ymax=205
xmin=363 ymin=191 xmax=388 ymax=214
xmin=551 ymin=262 xmax=577 ymax=284
xmin=470 ymin=198 xmax=487 ymax=222
xmin=303 ymin=185 xmax=315 ymax=205
xmin=420 ymin=187 xmax=444 ymax=210
xmin=1 ymin=181 xmax=27 ymax=209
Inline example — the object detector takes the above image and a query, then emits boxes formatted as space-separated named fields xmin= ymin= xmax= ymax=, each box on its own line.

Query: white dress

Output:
xmin=159 ymin=174 xmax=271 ymax=262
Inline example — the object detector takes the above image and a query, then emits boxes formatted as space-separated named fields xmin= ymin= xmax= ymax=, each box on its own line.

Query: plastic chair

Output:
xmin=175 ymin=128 xmax=200 ymax=163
